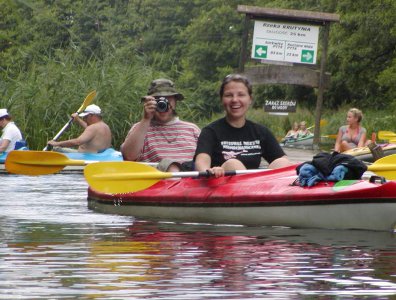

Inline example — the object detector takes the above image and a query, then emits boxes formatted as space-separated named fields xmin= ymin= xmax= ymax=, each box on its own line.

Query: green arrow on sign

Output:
xmin=301 ymin=50 xmax=314 ymax=63
xmin=254 ymin=45 xmax=267 ymax=59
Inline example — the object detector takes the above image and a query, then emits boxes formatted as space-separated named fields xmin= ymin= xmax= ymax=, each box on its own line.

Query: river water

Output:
xmin=1 ymin=172 xmax=396 ymax=299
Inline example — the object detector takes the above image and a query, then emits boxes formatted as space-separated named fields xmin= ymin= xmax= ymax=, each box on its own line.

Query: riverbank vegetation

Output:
xmin=1 ymin=0 xmax=396 ymax=150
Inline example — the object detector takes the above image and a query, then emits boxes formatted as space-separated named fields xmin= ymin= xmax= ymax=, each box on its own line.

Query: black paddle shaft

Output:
xmin=198 ymin=170 xmax=238 ymax=177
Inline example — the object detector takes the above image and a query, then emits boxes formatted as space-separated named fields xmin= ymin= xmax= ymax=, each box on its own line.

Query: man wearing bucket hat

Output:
xmin=48 ymin=104 xmax=112 ymax=153
xmin=0 ymin=108 xmax=24 ymax=153
xmin=121 ymin=78 xmax=200 ymax=171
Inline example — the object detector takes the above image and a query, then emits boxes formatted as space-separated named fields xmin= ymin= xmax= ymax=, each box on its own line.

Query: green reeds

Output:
xmin=1 ymin=51 xmax=163 ymax=150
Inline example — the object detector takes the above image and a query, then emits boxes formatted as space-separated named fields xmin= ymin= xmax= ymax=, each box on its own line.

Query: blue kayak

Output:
xmin=63 ymin=148 xmax=123 ymax=162
xmin=0 ymin=146 xmax=29 ymax=163
xmin=0 ymin=152 xmax=7 ymax=164
xmin=0 ymin=140 xmax=29 ymax=163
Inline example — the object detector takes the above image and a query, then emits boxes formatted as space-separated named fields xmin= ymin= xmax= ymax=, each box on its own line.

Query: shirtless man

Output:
xmin=47 ymin=104 xmax=112 ymax=153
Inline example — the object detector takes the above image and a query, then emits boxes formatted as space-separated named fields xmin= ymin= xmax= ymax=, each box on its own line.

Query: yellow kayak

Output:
xmin=344 ymin=144 xmax=396 ymax=162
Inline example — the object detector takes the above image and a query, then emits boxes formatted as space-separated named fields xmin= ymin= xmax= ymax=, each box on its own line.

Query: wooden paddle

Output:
xmin=84 ymin=161 xmax=273 ymax=194
xmin=43 ymin=90 xmax=97 ymax=151
xmin=4 ymin=150 xmax=158 ymax=175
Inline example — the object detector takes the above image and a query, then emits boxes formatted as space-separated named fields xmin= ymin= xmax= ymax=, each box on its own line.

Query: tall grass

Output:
xmin=1 ymin=51 xmax=167 ymax=149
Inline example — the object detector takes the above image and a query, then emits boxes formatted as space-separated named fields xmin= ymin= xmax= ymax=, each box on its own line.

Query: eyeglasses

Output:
xmin=223 ymin=73 xmax=251 ymax=84
xmin=221 ymin=74 xmax=252 ymax=95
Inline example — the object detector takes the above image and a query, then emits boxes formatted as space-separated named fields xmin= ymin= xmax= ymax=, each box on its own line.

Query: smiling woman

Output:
xmin=334 ymin=108 xmax=371 ymax=153
xmin=194 ymin=74 xmax=293 ymax=177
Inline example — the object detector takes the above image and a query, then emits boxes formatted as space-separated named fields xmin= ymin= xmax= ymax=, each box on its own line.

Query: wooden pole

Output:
xmin=238 ymin=14 xmax=250 ymax=73
xmin=313 ymin=23 xmax=330 ymax=149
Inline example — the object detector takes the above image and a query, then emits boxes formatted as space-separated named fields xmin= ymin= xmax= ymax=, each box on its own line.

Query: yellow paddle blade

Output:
xmin=84 ymin=161 xmax=172 ymax=194
xmin=43 ymin=90 xmax=97 ymax=151
xmin=322 ymin=134 xmax=337 ymax=139
xmin=367 ymin=154 xmax=396 ymax=180
xmin=320 ymin=119 xmax=328 ymax=127
xmin=77 ymin=90 xmax=96 ymax=113
xmin=378 ymin=131 xmax=396 ymax=141
xmin=307 ymin=119 xmax=327 ymax=131
xmin=5 ymin=150 xmax=86 ymax=175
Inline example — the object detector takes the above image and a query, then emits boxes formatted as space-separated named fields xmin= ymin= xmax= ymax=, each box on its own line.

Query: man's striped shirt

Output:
xmin=131 ymin=118 xmax=200 ymax=163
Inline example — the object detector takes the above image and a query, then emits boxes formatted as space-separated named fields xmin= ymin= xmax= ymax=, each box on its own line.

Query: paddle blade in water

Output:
xmin=84 ymin=161 xmax=170 ymax=194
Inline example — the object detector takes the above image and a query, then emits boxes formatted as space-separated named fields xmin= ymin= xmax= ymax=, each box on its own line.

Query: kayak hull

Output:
xmin=0 ymin=147 xmax=29 ymax=164
xmin=65 ymin=148 xmax=123 ymax=161
xmin=280 ymin=135 xmax=314 ymax=149
xmin=62 ymin=148 xmax=123 ymax=171
xmin=0 ymin=153 xmax=6 ymax=164
xmin=87 ymin=166 xmax=396 ymax=231
xmin=88 ymin=200 xmax=396 ymax=231
xmin=344 ymin=144 xmax=396 ymax=162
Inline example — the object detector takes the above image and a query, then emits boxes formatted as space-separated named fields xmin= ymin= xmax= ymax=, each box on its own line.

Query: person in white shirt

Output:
xmin=0 ymin=108 xmax=24 ymax=153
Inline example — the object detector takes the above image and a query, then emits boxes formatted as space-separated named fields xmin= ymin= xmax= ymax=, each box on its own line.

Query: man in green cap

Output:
xmin=121 ymin=78 xmax=200 ymax=171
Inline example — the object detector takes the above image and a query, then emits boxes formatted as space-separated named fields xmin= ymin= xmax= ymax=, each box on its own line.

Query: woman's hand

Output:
xmin=207 ymin=166 xmax=225 ymax=178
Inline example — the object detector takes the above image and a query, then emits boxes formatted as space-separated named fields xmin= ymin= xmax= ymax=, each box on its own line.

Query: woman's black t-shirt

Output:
xmin=194 ymin=117 xmax=285 ymax=169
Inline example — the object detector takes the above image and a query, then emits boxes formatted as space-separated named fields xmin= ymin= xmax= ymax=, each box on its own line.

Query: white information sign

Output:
xmin=251 ymin=20 xmax=319 ymax=64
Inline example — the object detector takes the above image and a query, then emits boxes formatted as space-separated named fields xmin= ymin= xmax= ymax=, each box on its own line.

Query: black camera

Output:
xmin=155 ymin=97 xmax=169 ymax=112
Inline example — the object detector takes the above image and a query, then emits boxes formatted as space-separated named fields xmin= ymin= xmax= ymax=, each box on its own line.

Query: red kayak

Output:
xmin=87 ymin=165 xmax=396 ymax=231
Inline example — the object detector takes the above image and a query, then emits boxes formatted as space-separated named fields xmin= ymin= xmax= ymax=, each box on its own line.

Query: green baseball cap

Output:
xmin=141 ymin=78 xmax=184 ymax=101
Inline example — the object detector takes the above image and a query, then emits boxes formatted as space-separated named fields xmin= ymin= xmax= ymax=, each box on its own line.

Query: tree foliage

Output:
xmin=327 ymin=0 xmax=396 ymax=109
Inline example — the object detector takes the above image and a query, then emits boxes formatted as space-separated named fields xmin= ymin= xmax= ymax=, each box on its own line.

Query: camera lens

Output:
xmin=156 ymin=97 xmax=169 ymax=112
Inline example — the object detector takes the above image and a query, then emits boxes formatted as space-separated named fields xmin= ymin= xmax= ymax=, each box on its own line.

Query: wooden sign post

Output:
xmin=237 ymin=5 xmax=340 ymax=149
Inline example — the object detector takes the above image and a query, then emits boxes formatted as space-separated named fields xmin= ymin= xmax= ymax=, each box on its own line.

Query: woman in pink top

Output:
xmin=334 ymin=108 xmax=370 ymax=152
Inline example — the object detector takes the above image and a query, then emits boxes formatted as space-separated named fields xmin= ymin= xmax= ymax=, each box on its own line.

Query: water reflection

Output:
xmin=0 ymin=173 xmax=396 ymax=298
